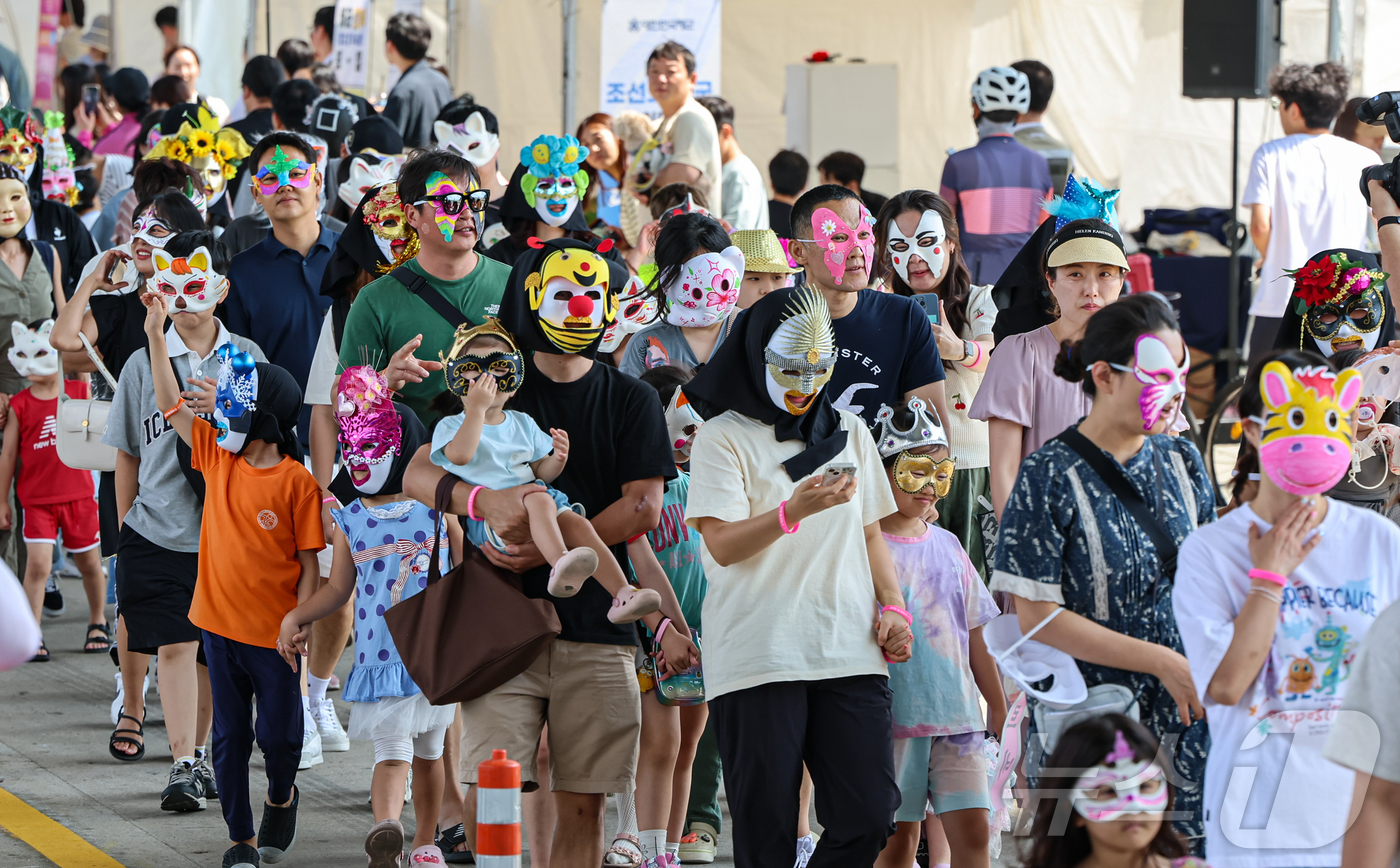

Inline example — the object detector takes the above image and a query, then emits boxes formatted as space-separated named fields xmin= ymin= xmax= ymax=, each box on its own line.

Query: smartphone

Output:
xmin=82 ymin=84 xmax=101 ymax=117
xmin=105 ymin=255 xmax=128 ymax=286
xmin=824 ymin=463 xmax=857 ymax=484
xmin=909 ymin=293 xmax=940 ymax=326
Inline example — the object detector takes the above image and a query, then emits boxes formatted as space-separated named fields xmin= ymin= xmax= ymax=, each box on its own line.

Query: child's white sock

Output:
xmin=194 ymin=745 xmax=206 ymax=758
xmin=614 ymin=790 xmax=638 ymax=839
xmin=175 ymin=755 xmax=195 ymax=768
xmin=308 ymin=673 xmax=331 ymax=705
xmin=666 ymin=842 xmax=679 ymax=857
xmin=639 ymin=829 xmax=667 ymax=860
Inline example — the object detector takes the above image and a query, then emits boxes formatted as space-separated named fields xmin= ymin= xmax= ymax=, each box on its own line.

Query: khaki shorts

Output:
xmin=459 ymin=639 xmax=641 ymax=794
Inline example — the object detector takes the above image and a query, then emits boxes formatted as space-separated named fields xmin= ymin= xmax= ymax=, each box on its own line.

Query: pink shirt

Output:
xmin=93 ymin=112 xmax=142 ymax=156
xmin=967 ymin=324 xmax=1092 ymax=458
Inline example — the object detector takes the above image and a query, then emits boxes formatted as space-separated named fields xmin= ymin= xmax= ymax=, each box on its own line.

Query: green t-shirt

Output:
xmin=646 ymin=471 xmax=707 ymax=630
xmin=338 ymin=256 xmax=511 ymax=421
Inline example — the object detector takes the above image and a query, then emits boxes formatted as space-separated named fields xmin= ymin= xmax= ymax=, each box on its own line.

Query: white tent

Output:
xmin=3 ymin=0 xmax=1399 ymax=228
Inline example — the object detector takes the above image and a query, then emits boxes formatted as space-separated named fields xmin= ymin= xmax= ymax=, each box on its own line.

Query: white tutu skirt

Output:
xmin=347 ymin=692 xmax=457 ymax=741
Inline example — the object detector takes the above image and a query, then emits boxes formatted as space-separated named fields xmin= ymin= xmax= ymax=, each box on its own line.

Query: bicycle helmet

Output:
xmin=971 ymin=66 xmax=1031 ymax=113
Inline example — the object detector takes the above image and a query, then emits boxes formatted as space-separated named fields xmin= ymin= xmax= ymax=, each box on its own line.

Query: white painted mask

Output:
xmin=886 ymin=210 xmax=947 ymax=284
xmin=664 ymin=247 xmax=746 ymax=328
xmin=434 ymin=113 xmax=500 ymax=168
xmin=338 ymin=152 xmax=404 ymax=210
xmin=8 ymin=319 xmax=58 ymax=378
xmin=151 ymin=246 xmax=227 ymax=313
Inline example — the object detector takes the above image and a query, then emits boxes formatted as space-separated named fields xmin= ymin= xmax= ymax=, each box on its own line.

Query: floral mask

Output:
xmin=1071 ymin=732 xmax=1169 ymax=823
xmin=1109 ymin=333 xmax=1189 ymax=431
xmin=664 ymin=248 xmax=746 ymax=328
xmin=1288 ymin=251 xmax=1390 ymax=357
xmin=338 ymin=153 xmax=404 ymax=210
xmin=600 ymin=275 xmax=658 ymax=353
xmin=1255 ymin=362 xmax=1362 ymax=496
xmin=0 ymin=107 xmax=40 ymax=178
xmin=335 ymin=366 xmax=401 ymax=494
xmin=804 ymin=204 xmax=875 ymax=286
xmin=8 ymin=319 xmax=58 ymax=378
xmin=151 ymin=246 xmax=228 ymax=313
xmin=213 ymin=344 xmax=258 ymax=454
xmin=434 ymin=112 xmax=500 ymax=168
xmin=520 ymin=135 xmax=589 ymax=228
xmin=886 ymin=210 xmax=947 ymax=284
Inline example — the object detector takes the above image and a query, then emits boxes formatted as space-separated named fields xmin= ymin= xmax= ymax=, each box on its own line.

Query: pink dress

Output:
xmin=967 ymin=324 xmax=1092 ymax=458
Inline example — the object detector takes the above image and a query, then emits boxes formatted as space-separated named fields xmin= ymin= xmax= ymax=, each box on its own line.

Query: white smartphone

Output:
xmin=823 ymin=463 xmax=857 ymax=484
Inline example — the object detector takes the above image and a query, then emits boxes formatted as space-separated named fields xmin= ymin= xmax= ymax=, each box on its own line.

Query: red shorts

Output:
xmin=23 ymin=499 xmax=101 ymax=551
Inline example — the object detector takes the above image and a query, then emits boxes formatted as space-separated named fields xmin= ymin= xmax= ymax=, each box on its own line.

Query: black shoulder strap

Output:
xmin=1054 ymin=427 xmax=1178 ymax=575
xmin=390 ymin=266 xmax=473 ymax=331
xmin=32 ymin=239 xmax=55 ymax=278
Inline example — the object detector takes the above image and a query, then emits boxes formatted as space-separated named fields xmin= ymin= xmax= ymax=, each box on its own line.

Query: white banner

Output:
xmin=333 ymin=0 xmax=373 ymax=96
xmin=599 ymin=0 xmax=721 ymax=119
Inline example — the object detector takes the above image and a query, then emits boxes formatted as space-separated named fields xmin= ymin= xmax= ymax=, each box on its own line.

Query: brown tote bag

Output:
xmin=384 ymin=474 xmax=561 ymax=705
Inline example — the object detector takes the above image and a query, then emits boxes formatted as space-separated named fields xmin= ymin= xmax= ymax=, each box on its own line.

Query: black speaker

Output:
xmin=1183 ymin=0 xmax=1283 ymax=99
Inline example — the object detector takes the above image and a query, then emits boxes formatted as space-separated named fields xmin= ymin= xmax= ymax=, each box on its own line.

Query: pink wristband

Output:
xmin=466 ymin=485 xmax=484 ymax=522
xmin=881 ymin=605 xmax=913 ymax=626
xmin=1248 ymin=568 xmax=1287 ymax=587
xmin=321 ymin=495 xmax=337 ymax=504
xmin=654 ymin=617 xmax=673 ymax=646
xmin=778 ymin=500 xmax=799 ymax=534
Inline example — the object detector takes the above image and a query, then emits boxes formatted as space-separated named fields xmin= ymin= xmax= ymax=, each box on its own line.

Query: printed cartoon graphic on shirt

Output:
xmin=643 ymin=336 xmax=670 ymax=370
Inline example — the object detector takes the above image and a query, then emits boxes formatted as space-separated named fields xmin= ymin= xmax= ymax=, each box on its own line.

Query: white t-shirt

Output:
xmin=1242 ymin=133 xmax=1380 ymax=317
xmin=1174 ymin=500 xmax=1400 ymax=867
xmin=935 ymin=283 xmax=997 ymax=468
xmin=685 ymin=409 xmax=897 ymax=699
xmin=721 ymin=154 xmax=770 ymax=231
xmin=305 ymin=311 xmax=337 ymax=407
xmin=655 ymin=97 xmax=724 ymax=210
xmin=1324 ymin=598 xmax=1400 ymax=784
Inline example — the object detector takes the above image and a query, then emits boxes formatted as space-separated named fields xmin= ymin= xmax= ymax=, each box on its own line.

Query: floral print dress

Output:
xmin=990 ymin=427 xmax=1215 ymax=843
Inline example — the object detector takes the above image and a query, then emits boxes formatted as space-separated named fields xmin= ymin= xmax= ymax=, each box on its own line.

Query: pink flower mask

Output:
xmin=806 ymin=205 xmax=875 ymax=286
xmin=1071 ymin=732 xmax=1169 ymax=823
xmin=335 ymin=366 xmax=402 ymax=494
xmin=1109 ymin=334 xmax=1189 ymax=431
xmin=663 ymin=247 xmax=746 ymax=328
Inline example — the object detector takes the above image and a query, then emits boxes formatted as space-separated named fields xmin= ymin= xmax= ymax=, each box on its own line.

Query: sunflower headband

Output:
xmin=144 ymin=106 xmax=252 ymax=176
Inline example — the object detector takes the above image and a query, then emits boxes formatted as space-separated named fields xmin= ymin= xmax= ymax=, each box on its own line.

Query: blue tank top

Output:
xmin=330 ymin=499 xmax=450 ymax=702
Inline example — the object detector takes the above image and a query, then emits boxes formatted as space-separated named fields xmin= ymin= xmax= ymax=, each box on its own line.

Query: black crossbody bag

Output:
xmin=1054 ymin=428 xmax=1179 ymax=578
xmin=391 ymin=266 xmax=475 ymax=330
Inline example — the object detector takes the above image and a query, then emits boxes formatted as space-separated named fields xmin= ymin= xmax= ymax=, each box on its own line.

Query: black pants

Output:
xmin=1248 ymin=314 xmax=1283 ymax=364
xmin=710 ymin=675 xmax=898 ymax=868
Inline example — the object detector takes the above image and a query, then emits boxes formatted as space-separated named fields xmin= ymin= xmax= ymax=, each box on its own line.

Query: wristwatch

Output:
xmin=1380 ymin=215 xmax=1400 ymax=230
xmin=962 ymin=339 xmax=976 ymax=361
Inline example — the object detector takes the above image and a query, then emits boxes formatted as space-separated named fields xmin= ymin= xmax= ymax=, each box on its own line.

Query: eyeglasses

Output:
xmin=415 ymin=188 xmax=490 ymax=215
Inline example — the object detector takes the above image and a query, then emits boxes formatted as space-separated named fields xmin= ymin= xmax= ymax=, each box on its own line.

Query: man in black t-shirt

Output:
xmin=786 ymin=184 xmax=950 ymax=432
xmin=403 ymin=237 xmax=673 ymax=866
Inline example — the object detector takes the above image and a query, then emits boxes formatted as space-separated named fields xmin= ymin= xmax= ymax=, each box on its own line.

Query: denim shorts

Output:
xmin=464 ymin=481 xmax=576 ymax=549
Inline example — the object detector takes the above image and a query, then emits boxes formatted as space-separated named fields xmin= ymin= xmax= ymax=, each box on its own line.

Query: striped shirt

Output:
xmin=939 ymin=134 xmax=1052 ymax=286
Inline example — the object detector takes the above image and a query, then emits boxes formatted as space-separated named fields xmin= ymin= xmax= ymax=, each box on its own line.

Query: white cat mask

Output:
xmin=8 ymin=319 xmax=58 ymax=378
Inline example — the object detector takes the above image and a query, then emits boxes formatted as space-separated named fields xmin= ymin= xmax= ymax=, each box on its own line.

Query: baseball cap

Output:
xmin=102 ymin=68 xmax=151 ymax=113
xmin=344 ymin=116 xmax=404 ymax=156
xmin=1044 ymin=218 xmax=1130 ymax=272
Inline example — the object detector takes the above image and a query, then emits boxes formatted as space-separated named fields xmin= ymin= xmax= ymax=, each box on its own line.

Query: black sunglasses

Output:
xmin=416 ymin=188 xmax=490 ymax=215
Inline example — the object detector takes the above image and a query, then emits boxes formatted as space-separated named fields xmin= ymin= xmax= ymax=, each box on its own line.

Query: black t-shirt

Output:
xmin=768 ymin=200 xmax=793 ymax=239
xmin=509 ymin=355 xmax=677 ymax=645
xmin=826 ymin=290 xmax=946 ymax=426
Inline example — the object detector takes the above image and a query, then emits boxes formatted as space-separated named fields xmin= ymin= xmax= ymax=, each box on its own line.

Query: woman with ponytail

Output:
xmin=991 ymin=293 xmax=1214 ymax=846
xmin=1175 ymin=347 xmax=1400 ymax=865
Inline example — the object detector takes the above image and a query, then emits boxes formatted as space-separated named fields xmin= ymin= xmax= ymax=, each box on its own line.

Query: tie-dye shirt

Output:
xmin=885 ymin=523 xmax=1000 ymax=737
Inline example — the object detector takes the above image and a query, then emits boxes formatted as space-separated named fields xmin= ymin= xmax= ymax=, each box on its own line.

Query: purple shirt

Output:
xmin=93 ymin=113 xmax=142 ymax=156
xmin=968 ymin=324 xmax=1091 ymax=459
xmin=939 ymin=134 xmax=1052 ymax=285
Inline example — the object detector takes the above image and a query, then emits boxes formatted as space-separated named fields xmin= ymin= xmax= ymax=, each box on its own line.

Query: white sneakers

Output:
xmin=312 ymin=697 xmax=349 ymax=752
xmin=298 ymin=704 xmax=323 ymax=770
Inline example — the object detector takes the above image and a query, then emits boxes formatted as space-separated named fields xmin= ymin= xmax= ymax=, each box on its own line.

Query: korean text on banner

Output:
xmin=334 ymin=0 xmax=372 ymax=96
xmin=599 ymin=0 xmax=721 ymax=119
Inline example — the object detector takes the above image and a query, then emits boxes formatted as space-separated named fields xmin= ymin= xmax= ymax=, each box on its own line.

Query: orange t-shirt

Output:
xmin=186 ymin=419 xmax=325 ymax=648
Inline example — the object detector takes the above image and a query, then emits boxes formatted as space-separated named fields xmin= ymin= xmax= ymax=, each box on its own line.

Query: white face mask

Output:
xmin=352 ymin=456 xmax=395 ymax=494
xmin=151 ymin=247 xmax=227 ymax=314
xmin=132 ymin=211 xmax=175 ymax=249
xmin=7 ymin=319 xmax=58 ymax=378
xmin=434 ymin=113 xmax=500 ymax=168
xmin=886 ymin=210 xmax=947 ymax=284
xmin=664 ymin=247 xmax=746 ymax=328
xmin=665 ymin=387 xmax=705 ymax=457
xmin=1109 ymin=333 xmax=1189 ymax=432
xmin=338 ymin=153 xmax=404 ymax=210
xmin=532 ymin=174 xmax=580 ymax=227
xmin=600 ymin=275 xmax=657 ymax=353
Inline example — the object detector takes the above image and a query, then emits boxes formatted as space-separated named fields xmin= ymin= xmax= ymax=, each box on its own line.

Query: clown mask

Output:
xmin=440 ymin=320 xmax=524 ymax=398
xmin=0 ymin=179 xmax=33 ymax=240
xmin=1109 ymin=333 xmax=1189 ymax=432
xmin=214 ymin=343 xmax=258 ymax=454
xmin=338 ymin=152 xmax=403 ymax=210
xmin=525 ymin=244 xmax=618 ymax=354
xmin=7 ymin=320 xmax=58 ymax=379
xmin=434 ymin=113 xmax=500 ymax=168
xmin=365 ymin=183 xmax=414 ymax=263
xmin=806 ymin=204 xmax=875 ymax=287
xmin=666 ymin=388 xmax=704 ymax=458
xmin=520 ymin=135 xmax=589 ymax=228
xmin=600 ymin=275 xmax=658 ymax=353
xmin=151 ymin=247 xmax=228 ymax=313
xmin=1071 ymin=731 xmax=1169 ymax=823
xmin=664 ymin=247 xmax=746 ymax=328
xmin=1256 ymin=362 xmax=1363 ymax=496
xmin=764 ymin=288 xmax=836 ymax=415
xmin=416 ymin=171 xmax=485 ymax=244
xmin=335 ymin=366 xmax=402 ymax=494
xmin=887 ymin=210 xmax=948 ymax=285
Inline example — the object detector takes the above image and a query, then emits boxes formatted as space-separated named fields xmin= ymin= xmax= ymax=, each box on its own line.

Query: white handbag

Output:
xmin=56 ymin=332 xmax=119 ymax=472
